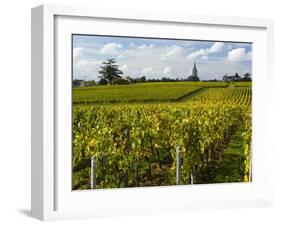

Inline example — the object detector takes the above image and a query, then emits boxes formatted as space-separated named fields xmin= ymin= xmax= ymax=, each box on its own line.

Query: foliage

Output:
xmin=98 ymin=78 xmax=108 ymax=85
xmin=112 ymin=78 xmax=130 ymax=85
xmin=84 ymin=80 xmax=96 ymax=86
xmin=98 ymin=59 xmax=123 ymax=84
xmin=241 ymin=73 xmax=252 ymax=81
xmin=73 ymin=79 xmax=84 ymax=87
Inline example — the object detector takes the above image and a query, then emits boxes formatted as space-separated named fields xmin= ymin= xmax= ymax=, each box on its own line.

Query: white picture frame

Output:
xmin=31 ymin=4 xmax=274 ymax=221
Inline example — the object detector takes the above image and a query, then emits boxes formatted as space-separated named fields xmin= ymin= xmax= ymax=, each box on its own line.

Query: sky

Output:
xmin=72 ymin=34 xmax=252 ymax=81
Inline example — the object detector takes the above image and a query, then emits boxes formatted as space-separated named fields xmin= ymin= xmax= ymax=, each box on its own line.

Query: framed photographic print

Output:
xmin=31 ymin=4 xmax=274 ymax=221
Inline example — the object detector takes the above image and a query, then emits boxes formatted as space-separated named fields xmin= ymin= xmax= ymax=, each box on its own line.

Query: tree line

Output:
xmin=73 ymin=58 xmax=252 ymax=87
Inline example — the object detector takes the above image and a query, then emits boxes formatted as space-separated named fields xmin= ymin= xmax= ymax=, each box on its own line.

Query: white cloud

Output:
xmin=187 ymin=42 xmax=223 ymax=60
xmin=227 ymin=48 xmax=251 ymax=61
xmin=165 ymin=45 xmax=182 ymax=56
xmin=163 ymin=67 xmax=171 ymax=74
xmin=73 ymin=60 xmax=102 ymax=80
xmin=75 ymin=60 xmax=101 ymax=67
xmin=159 ymin=45 xmax=184 ymax=61
xmin=99 ymin=42 xmax=122 ymax=55
xmin=187 ymin=48 xmax=208 ymax=60
xmin=73 ymin=47 xmax=84 ymax=59
xmin=201 ymin=56 xmax=208 ymax=60
xmin=117 ymin=54 xmax=126 ymax=59
xmin=138 ymin=44 xmax=155 ymax=49
xmin=138 ymin=44 xmax=147 ymax=49
xmin=142 ymin=67 xmax=153 ymax=74
xmin=120 ymin=64 xmax=128 ymax=72
xmin=208 ymin=42 xmax=224 ymax=53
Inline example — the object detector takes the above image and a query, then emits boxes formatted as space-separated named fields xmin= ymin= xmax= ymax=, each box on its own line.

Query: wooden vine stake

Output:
xmin=249 ymin=143 xmax=252 ymax=182
xmin=91 ymin=156 xmax=97 ymax=189
xmin=176 ymin=145 xmax=181 ymax=185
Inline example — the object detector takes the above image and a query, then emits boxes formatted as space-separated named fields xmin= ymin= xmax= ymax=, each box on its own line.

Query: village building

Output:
xmin=222 ymin=73 xmax=242 ymax=82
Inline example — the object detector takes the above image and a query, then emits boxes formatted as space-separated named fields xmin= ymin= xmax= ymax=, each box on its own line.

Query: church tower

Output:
xmin=187 ymin=61 xmax=200 ymax=81
xmin=192 ymin=62 xmax=198 ymax=77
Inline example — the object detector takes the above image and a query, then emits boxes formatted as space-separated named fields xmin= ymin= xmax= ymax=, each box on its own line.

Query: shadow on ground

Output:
xmin=18 ymin=209 xmax=31 ymax=218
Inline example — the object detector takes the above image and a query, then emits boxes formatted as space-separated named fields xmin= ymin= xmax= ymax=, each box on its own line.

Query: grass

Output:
xmin=211 ymin=128 xmax=246 ymax=183
xmin=178 ymin=88 xmax=208 ymax=102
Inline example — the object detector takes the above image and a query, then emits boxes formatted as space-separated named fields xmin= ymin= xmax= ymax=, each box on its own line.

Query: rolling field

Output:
xmin=73 ymin=82 xmax=230 ymax=104
xmin=72 ymin=82 xmax=252 ymax=189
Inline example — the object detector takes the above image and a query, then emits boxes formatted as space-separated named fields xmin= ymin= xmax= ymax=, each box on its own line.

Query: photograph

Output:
xmin=72 ymin=34 xmax=252 ymax=190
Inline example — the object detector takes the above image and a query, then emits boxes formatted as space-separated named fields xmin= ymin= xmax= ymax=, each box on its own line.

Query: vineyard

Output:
xmin=73 ymin=82 xmax=232 ymax=104
xmin=72 ymin=83 xmax=252 ymax=190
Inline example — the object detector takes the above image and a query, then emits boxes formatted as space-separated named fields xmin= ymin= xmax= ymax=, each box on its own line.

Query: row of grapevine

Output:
xmin=190 ymin=87 xmax=251 ymax=106
xmin=241 ymin=109 xmax=252 ymax=182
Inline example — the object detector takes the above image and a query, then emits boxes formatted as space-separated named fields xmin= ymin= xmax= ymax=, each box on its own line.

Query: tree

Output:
xmin=139 ymin=76 xmax=146 ymax=83
xmin=98 ymin=78 xmax=108 ymax=85
xmin=98 ymin=59 xmax=123 ymax=85
xmin=242 ymin=73 xmax=251 ymax=81
xmin=85 ymin=80 xmax=96 ymax=86
xmin=73 ymin=79 xmax=84 ymax=87
xmin=244 ymin=73 xmax=251 ymax=78
xmin=161 ymin=77 xmax=175 ymax=82
xmin=125 ymin=76 xmax=134 ymax=83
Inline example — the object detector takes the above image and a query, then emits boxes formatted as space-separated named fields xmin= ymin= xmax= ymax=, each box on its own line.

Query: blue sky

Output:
xmin=72 ymin=34 xmax=252 ymax=81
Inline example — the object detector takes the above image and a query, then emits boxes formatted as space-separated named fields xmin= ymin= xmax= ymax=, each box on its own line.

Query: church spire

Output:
xmin=192 ymin=61 xmax=198 ymax=77
xmin=187 ymin=61 xmax=200 ymax=81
